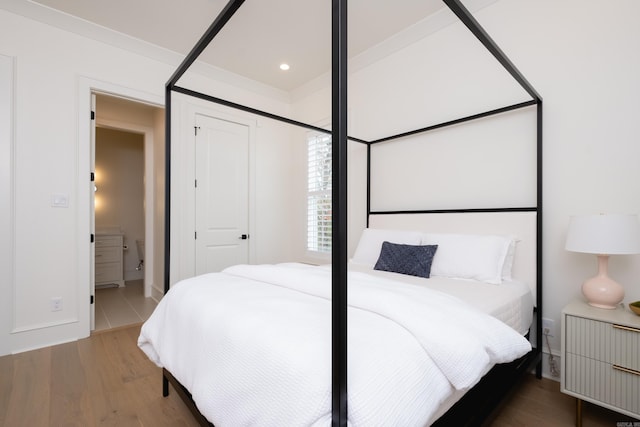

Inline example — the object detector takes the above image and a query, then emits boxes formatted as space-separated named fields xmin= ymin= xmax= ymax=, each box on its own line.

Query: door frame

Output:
xmin=0 ymin=54 xmax=15 ymax=356
xmin=77 ymin=77 xmax=163 ymax=336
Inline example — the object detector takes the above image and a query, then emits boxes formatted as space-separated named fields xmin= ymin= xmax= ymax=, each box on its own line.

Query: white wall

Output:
xmin=0 ymin=5 xmax=294 ymax=354
xmin=476 ymin=0 xmax=640 ymax=369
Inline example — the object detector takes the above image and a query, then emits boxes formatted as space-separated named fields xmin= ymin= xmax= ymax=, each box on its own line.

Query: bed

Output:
xmin=139 ymin=219 xmax=535 ymax=426
xmin=151 ymin=0 xmax=544 ymax=425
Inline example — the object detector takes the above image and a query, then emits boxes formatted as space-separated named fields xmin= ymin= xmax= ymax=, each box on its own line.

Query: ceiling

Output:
xmin=31 ymin=0 xmax=451 ymax=91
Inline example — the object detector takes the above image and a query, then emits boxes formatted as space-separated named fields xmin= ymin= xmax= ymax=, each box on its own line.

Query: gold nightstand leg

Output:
xmin=575 ymin=398 xmax=582 ymax=427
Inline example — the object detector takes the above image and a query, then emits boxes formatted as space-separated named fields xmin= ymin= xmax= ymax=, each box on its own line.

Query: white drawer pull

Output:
xmin=613 ymin=364 xmax=640 ymax=377
xmin=612 ymin=324 xmax=640 ymax=333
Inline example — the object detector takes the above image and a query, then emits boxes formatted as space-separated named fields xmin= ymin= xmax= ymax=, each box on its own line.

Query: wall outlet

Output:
xmin=542 ymin=318 xmax=555 ymax=337
xmin=51 ymin=297 xmax=63 ymax=312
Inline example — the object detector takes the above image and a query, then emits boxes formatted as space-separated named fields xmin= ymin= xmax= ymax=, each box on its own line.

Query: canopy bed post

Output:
xmin=331 ymin=0 xmax=348 ymax=424
xmin=366 ymin=143 xmax=371 ymax=228
xmin=536 ymin=99 xmax=543 ymax=376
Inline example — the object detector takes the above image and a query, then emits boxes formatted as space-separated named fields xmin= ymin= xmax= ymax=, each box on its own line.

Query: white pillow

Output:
xmin=352 ymin=228 xmax=422 ymax=267
xmin=421 ymin=233 xmax=513 ymax=284
xmin=501 ymin=238 xmax=519 ymax=281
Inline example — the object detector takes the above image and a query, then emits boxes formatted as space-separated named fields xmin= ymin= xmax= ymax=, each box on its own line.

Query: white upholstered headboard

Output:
xmin=367 ymin=211 xmax=538 ymax=301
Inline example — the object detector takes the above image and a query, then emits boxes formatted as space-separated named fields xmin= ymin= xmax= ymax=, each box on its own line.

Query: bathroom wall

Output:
xmin=95 ymin=127 xmax=145 ymax=280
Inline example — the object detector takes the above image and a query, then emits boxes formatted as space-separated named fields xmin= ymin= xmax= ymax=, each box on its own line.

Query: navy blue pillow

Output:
xmin=373 ymin=241 xmax=438 ymax=278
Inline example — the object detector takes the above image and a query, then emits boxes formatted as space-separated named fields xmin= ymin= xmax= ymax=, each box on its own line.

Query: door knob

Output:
xmin=239 ymin=234 xmax=249 ymax=240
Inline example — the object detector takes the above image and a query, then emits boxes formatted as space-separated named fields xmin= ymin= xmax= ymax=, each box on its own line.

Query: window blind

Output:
xmin=307 ymin=132 xmax=332 ymax=253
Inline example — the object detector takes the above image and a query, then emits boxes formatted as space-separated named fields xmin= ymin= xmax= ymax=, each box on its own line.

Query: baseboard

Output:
xmin=151 ymin=285 xmax=163 ymax=303
xmin=124 ymin=270 xmax=144 ymax=281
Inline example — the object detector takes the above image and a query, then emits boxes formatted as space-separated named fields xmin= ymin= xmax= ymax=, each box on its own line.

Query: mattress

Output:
xmin=346 ymin=262 xmax=534 ymax=335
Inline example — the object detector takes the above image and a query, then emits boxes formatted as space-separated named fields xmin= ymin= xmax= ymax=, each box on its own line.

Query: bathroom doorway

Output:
xmin=92 ymin=93 xmax=164 ymax=332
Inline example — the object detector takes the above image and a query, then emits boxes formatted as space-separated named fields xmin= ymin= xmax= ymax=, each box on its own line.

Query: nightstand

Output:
xmin=561 ymin=299 xmax=640 ymax=426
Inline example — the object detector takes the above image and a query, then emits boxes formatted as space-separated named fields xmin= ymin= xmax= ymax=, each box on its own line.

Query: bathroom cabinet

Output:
xmin=95 ymin=233 xmax=124 ymax=287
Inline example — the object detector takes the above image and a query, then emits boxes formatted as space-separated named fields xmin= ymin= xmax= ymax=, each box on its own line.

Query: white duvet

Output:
xmin=138 ymin=263 xmax=531 ymax=426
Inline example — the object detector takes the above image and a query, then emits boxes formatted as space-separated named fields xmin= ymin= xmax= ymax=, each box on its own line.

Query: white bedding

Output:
xmin=138 ymin=263 xmax=531 ymax=426
xmin=347 ymin=262 xmax=534 ymax=335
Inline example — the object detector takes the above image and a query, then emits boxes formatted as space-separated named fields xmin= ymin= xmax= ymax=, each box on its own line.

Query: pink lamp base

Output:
xmin=581 ymin=254 xmax=625 ymax=309
xmin=582 ymin=275 xmax=624 ymax=309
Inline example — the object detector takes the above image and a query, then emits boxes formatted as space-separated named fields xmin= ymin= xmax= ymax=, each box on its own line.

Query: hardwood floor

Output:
xmin=1 ymin=325 xmax=638 ymax=426
xmin=489 ymin=373 xmax=638 ymax=427
xmin=0 ymin=325 xmax=199 ymax=427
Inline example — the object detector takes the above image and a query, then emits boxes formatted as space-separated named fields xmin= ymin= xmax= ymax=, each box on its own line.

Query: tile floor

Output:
xmin=94 ymin=279 xmax=157 ymax=332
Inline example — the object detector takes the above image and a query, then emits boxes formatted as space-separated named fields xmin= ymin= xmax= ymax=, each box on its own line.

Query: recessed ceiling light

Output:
xmin=279 ymin=63 xmax=290 ymax=71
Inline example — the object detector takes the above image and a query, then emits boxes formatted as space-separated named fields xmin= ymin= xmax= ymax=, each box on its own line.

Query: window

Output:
xmin=307 ymin=131 xmax=332 ymax=253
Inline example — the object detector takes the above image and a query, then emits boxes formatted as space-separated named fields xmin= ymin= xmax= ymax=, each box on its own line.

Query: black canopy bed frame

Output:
xmin=161 ymin=0 xmax=543 ymax=425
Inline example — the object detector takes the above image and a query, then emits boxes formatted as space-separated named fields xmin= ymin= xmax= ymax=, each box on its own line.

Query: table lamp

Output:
xmin=565 ymin=214 xmax=640 ymax=309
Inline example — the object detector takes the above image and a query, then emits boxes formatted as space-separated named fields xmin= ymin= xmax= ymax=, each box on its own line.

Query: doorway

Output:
xmin=94 ymin=126 xmax=149 ymax=331
xmin=91 ymin=93 xmax=164 ymax=332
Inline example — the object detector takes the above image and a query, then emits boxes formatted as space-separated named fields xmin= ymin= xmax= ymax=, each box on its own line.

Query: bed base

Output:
xmin=163 ymin=368 xmax=214 ymax=427
xmin=162 ymin=348 xmax=541 ymax=427
xmin=432 ymin=349 xmax=541 ymax=426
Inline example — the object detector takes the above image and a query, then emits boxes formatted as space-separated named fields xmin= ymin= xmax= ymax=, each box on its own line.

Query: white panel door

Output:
xmin=195 ymin=114 xmax=249 ymax=274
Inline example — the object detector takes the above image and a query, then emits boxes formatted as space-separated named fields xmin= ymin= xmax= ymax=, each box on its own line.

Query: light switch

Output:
xmin=51 ymin=194 xmax=69 ymax=208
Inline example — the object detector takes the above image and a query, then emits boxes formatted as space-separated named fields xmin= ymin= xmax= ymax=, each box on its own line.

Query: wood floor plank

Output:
xmin=76 ymin=326 xmax=124 ymax=426
xmin=77 ymin=326 xmax=156 ymax=426
xmin=122 ymin=373 xmax=199 ymax=427
xmin=49 ymin=340 xmax=95 ymax=426
xmin=3 ymin=347 xmax=51 ymax=427
xmin=0 ymin=353 xmax=13 ymax=425
xmin=99 ymin=327 xmax=154 ymax=386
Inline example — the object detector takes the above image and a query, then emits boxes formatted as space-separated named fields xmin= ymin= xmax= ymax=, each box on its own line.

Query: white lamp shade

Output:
xmin=565 ymin=214 xmax=640 ymax=255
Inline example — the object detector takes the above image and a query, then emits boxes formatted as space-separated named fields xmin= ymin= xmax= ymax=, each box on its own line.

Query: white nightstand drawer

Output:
xmin=566 ymin=315 xmax=640 ymax=372
xmin=611 ymin=323 xmax=640 ymax=372
xmin=565 ymin=353 xmax=640 ymax=415
xmin=565 ymin=316 xmax=610 ymax=360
